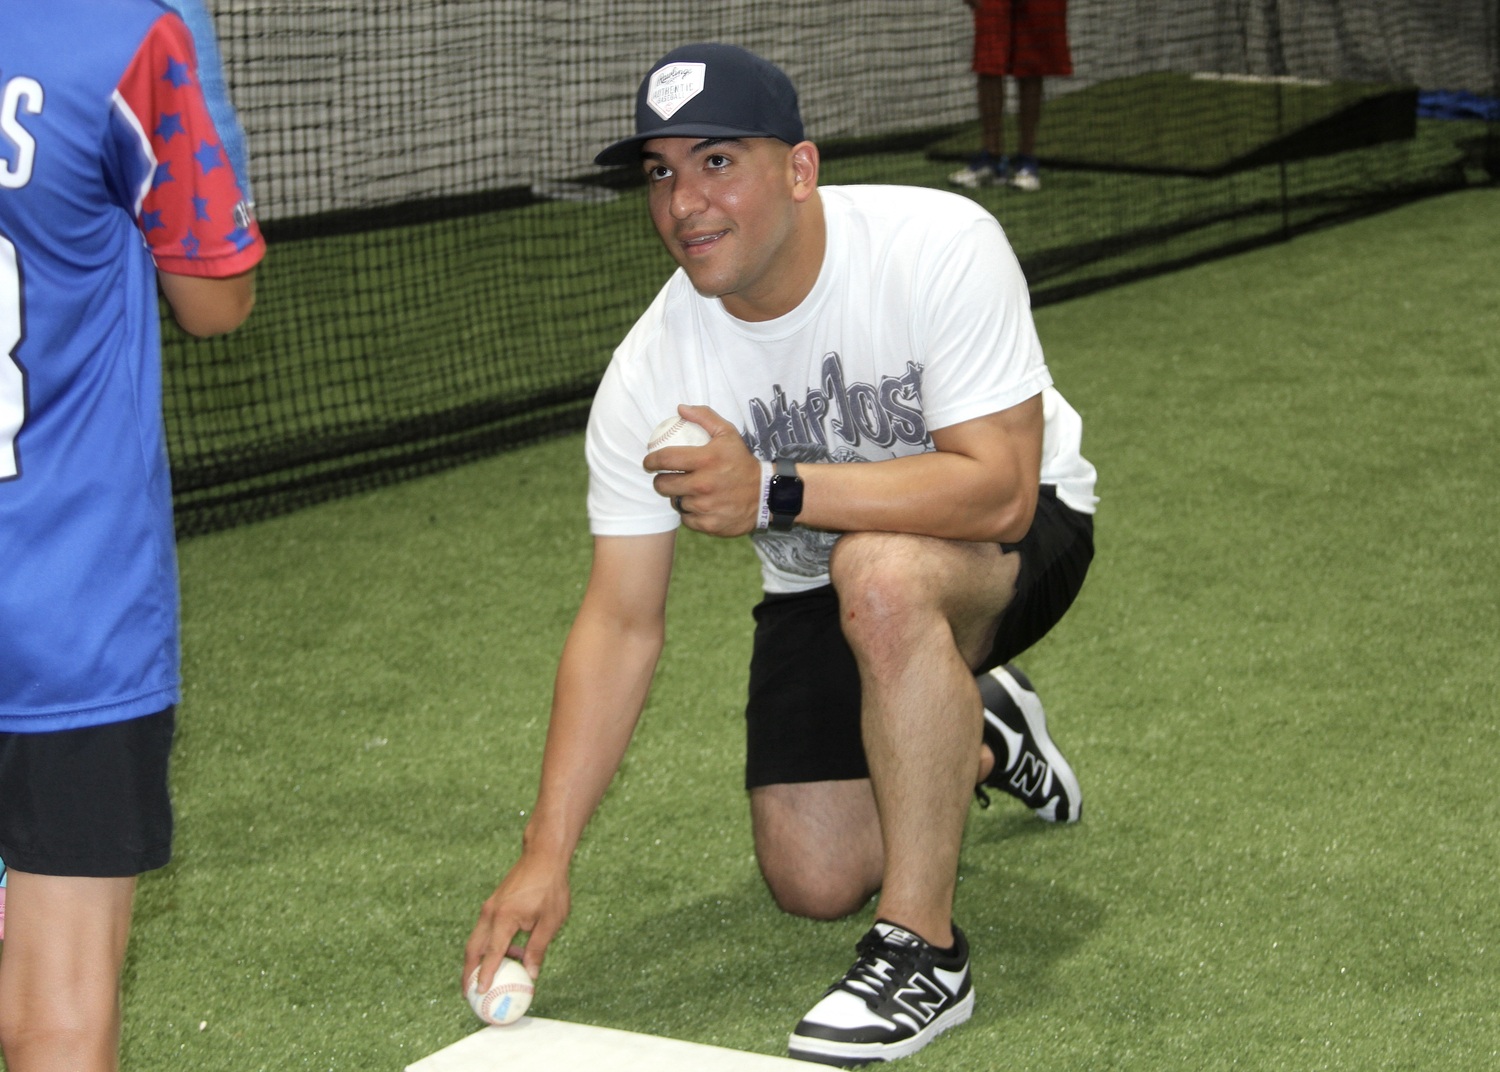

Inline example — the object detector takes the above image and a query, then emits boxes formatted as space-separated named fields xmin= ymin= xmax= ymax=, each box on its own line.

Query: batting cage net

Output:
xmin=168 ymin=0 xmax=1499 ymax=536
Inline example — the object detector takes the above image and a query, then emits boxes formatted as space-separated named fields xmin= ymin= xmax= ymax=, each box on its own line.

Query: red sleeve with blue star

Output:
xmin=115 ymin=13 xmax=265 ymax=279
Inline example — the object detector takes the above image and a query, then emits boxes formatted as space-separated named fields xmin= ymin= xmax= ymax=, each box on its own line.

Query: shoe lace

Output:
xmin=831 ymin=930 xmax=922 ymax=1008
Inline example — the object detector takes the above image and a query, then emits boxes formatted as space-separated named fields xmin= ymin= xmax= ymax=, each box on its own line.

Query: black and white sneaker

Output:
xmin=788 ymin=922 xmax=974 ymax=1066
xmin=975 ymin=664 xmax=1082 ymax=822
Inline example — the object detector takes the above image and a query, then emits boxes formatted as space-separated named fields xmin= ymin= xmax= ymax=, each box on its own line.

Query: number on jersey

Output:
xmin=1 ymin=234 xmax=24 ymax=480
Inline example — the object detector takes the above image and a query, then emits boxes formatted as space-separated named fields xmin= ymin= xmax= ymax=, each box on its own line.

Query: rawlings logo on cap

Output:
xmin=646 ymin=61 xmax=706 ymax=120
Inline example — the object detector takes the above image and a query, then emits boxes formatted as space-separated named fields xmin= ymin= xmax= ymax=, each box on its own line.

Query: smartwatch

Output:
xmin=767 ymin=457 xmax=803 ymax=531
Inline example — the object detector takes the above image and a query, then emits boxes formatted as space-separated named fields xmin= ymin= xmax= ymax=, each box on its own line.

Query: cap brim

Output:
xmin=593 ymin=124 xmax=786 ymax=167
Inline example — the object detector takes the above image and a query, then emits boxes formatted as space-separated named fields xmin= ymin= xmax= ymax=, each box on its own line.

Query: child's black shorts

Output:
xmin=0 ymin=707 xmax=175 ymax=877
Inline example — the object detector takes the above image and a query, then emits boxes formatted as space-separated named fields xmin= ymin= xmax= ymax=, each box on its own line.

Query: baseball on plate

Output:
xmin=646 ymin=415 xmax=712 ymax=458
xmin=466 ymin=959 xmax=534 ymax=1026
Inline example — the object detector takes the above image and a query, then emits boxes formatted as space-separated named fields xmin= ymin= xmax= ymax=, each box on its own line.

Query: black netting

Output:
xmin=168 ymin=0 xmax=1499 ymax=536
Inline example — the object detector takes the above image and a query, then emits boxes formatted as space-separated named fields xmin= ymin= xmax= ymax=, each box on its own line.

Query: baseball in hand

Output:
xmin=466 ymin=959 xmax=534 ymax=1026
xmin=646 ymin=415 xmax=712 ymax=463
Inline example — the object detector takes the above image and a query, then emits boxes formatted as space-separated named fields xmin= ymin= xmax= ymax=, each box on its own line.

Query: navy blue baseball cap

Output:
xmin=594 ymin=43 xmax=805 ymax=166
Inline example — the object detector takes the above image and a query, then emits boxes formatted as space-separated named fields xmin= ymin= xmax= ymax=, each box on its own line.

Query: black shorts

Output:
xmin=744 ymin=487 xmax=1093 ymax=789
xmin=0 ymin=708 xmax=176 ymax=877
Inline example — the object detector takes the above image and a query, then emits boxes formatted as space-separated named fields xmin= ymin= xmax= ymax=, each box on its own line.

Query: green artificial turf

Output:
xmin=925 ymin=72 xmax=1418 ymax=174
xmin=831 ymin=118 xmax=1486 ymax=301
xmin=124 ymin=186 xmax=1498 ymax=1070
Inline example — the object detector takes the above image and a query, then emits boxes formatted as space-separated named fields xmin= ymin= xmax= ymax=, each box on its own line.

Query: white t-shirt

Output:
xmin=586 ymin=184 xmax=1098 ymax=594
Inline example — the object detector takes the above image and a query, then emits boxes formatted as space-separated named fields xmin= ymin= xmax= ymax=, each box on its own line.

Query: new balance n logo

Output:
xmin=1009 ymin=751 xmax=1048 ymax=796
xmin=894 ymin=972 xmax=948 ymax=1025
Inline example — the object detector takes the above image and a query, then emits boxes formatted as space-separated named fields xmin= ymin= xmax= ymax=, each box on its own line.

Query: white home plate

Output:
xmin=407 ymin=1017 xmax=808 ymax=1071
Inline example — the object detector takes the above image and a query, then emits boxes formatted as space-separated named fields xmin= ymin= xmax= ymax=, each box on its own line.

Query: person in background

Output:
xmin=0 ymin=2 xmax=264 ymax=1068
xmin=949 ymin=0 xmax=1073 ymax=191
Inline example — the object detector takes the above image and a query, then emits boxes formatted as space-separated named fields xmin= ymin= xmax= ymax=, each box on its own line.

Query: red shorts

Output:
xmin=972 ymin=0 xmax=1073 ymax=78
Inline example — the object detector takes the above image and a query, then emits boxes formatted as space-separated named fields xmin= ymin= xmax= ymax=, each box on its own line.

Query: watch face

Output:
xmin=768 ymin=474 xmax=803 ymax=516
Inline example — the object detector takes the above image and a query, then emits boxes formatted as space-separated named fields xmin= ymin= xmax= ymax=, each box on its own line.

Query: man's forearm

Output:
xmin=520 ymin=607 xmax=664 ymax=862
xmin=792 ymin=400 xmax=1045 ymax=544
xmin=794 ymin=449 xmax=1037 ymax=544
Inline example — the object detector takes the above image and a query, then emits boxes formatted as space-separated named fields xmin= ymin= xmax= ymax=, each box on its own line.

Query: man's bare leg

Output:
xmin=829 ymin=531 xmax=1018 ymax=945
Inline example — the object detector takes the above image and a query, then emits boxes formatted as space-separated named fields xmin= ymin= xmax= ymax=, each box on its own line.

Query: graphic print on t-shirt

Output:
xmin=741 ymin=352 xmax=929 ymax=461
xmin=742 ymin=351 xmax=932 ymax=584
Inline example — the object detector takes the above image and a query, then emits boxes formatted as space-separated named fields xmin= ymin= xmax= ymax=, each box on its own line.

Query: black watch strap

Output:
xmin=767 ymin=456 xmax=803 ymax=531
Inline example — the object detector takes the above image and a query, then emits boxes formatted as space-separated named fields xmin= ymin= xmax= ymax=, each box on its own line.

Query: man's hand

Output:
xmin=643 ymin=405 xmax=763 ymax=537
xmin=462 ymin=852 xmax=571 ymax=992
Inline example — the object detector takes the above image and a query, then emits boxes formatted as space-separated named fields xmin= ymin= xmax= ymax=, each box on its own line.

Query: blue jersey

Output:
xmin=0 ymin=0 xmax=264 ymax=731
